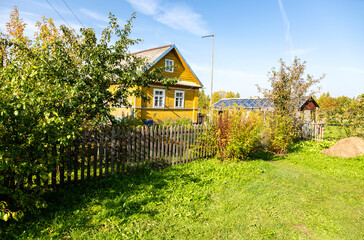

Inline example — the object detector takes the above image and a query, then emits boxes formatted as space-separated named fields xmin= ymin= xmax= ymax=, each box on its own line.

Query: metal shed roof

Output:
xmin=213 ymin=98 xmax=273 ymax=109
xmin=213 ymin=97 xmax=318 ymax=110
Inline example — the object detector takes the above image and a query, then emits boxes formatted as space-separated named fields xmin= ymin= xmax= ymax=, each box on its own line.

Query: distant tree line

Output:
xmin=317 ymin=92 xmax=363 ymax=137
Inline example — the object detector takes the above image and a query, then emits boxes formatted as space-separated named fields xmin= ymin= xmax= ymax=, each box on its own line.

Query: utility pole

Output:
xmin=202 ymin=34 xmax=214 ymax=107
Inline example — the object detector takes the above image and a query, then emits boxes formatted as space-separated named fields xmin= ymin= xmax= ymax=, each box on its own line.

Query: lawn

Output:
xmin=2 ymin=140 xmax=364 ymax=239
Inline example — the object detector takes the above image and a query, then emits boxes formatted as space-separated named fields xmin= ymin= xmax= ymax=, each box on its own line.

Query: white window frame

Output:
xmin=174 ymin=90 xmax=184 ymax=108
xmin=165 ymin=59 xmax=174 ymax=73
xmin=153 ymin=89 xmax=165 ymax=108
xmin=116 ymin=97 xmax=125 ymax=107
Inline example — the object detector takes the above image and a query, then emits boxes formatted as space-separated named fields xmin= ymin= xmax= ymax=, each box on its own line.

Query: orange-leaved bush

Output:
xmin=206 ymin=107 xmax=264 ymax=161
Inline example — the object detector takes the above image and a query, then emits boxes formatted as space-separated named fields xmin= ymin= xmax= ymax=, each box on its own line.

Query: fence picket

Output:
xmin=81 ymin=131 xmax=85 ymax=181
xmin=160 ymin=126 xmax=164 ymax=166
xmin=121 ymin=127 xmax=126 ymax=174
xmin=127 ymin=127 xmax=131 ymax=172
xmin=157 ymin=126 xmax=162 ymax=168
xmin=93 ymin=130 xmax=98 ymax=178
xmin=67 ymin=145 xmax=72 ymax=183
xmin=116 ymin=127 xmax=121 ymax=174
xmin=74 ymin=141 xmax=79 ymax=184
xmin=59 ymin=145 xmax=64 ymax=187
xmin=105 ymin=128 xmax=109 ymax=177
xmin=132 ymin=126 xmax=136 ymax=171
xmin=87 ymin=130 xmax=91 ymax=180
xmin=186 ymin=126 xmax=190 ymax=162
xmin=141 ymin=127 xmax=145 ymax=167
xmin=176 ymin=125 xmax=181 ymax=164
xmin=111 ymin=127 xmax=115 ymax=175
xmin=183 ymin=125 xmax=187 ymax=163
xmin=146 ymin=127 xmax=150 ymax=167
xmin=150 ymin=126 xmax=155 ymax=169
xmin=52 ymin=145 xmax=57 ymax=189
xmin=99 ymin=128 xmax=104 ymax=178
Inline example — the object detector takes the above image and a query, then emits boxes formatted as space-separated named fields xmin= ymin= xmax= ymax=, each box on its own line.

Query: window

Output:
xmin=153 ymin=89 xmax=165 ymax=108
xmin=175 ymin=91 xmax=184 ymax=108
xmin=116 ymin=97 xmax=125 ymax=107
xmin=165 ymin=59 xmax=174 ymax=72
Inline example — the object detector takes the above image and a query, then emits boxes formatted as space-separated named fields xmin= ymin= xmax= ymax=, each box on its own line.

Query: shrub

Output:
xmin=264 ymin=113 xmax=300 ymax=155
xmin=206 ymin=108 xmax=264 ymax=161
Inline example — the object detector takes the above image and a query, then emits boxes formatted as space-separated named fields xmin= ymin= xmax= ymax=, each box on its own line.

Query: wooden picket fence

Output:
xmin=302 ymin=122 xmax=324 ymax=141
xmin=4 ymin=124 xmax=214 ymax=191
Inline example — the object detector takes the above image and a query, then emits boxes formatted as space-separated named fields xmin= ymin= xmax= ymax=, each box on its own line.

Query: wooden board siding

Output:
xmin=302 ymin=101 xmax=317 ymax=111
xmin=139 ymin=108 xmax=197 ymax=122
xmin=141 ymin=86 xmax=197 ymax=108
xmin=151 ymin=49 xmax=201 ymax=86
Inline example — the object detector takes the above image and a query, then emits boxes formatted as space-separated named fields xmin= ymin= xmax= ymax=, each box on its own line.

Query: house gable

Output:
xmin=134 ymin=45 xmax=203 ymax=88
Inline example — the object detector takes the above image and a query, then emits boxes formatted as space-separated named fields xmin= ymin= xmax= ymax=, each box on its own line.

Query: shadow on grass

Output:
xmin=249 ymin=150 xmax=275 ymax=161
xmin=4 ymin=165 xmax=202 ymax=239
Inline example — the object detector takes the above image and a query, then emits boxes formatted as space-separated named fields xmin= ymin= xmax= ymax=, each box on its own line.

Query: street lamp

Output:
xmin=201 ymin=34 xmax=214 ymax=107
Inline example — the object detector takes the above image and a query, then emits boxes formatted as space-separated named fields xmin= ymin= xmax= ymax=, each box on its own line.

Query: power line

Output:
xmin=46 ymin=0 xmax=73 ymax=29
xmin=62 ymin=0 xmax=85 ymax=28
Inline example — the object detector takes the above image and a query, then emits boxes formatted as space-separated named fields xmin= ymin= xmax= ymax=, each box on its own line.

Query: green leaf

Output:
xmin=3 ymin=213 xmax=10 ymax=221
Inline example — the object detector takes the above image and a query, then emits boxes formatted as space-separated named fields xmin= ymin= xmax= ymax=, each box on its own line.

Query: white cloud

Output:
xmin=126 ymin=0 xmax=160 ymax=15
xmin=285 ymin=47 xmax=316 ymax=56
xmin=80 ymin=8 xmax=108 ymax=22
xmin=126 ymin=0 xmax=209 ymax=36
xmin=278 ymin=0 xmax=294 ymax=58
xmin=155 ymin=3 xmax=208 ymax=36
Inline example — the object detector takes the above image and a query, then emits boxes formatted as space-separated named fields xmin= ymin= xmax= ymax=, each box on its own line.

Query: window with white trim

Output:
xmin=175 ymin=90 xmax=184 ymax=108
xmin=165 ymin=59 xmax=174 ymax=72
xmin=153 ymin=89 xmax=165 ymax=108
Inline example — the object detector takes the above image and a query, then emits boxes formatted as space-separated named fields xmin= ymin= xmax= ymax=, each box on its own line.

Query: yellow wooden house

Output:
xmin=112 ymin=44 xmax=203 ymax=123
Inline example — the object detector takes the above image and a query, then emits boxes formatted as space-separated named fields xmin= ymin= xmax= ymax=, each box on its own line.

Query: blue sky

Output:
xmin=1 ymin=0 xmax=363 ymax=98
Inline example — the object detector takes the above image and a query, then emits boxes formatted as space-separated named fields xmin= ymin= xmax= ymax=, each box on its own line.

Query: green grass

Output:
xmin=2 ymin=140 xmax=364 ymax=239
xmin=323 ymin=125 xmax=349 ymax=140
